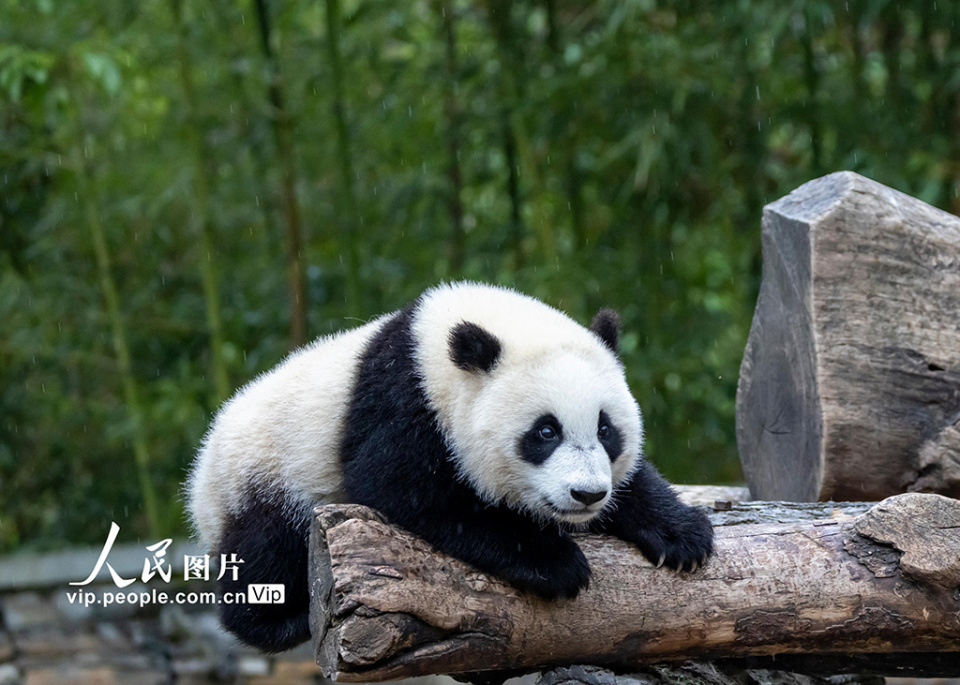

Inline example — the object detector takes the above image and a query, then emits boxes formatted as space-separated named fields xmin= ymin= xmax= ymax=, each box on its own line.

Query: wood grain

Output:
xmin=736 ymin=171 xmax=960 ymax=501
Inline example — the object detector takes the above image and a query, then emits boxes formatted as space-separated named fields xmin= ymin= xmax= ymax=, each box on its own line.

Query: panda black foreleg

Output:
xmin=594 ymin=459 xmax=714 ymax=572
xmin=416 ymin=504 xmax=592 ymax=600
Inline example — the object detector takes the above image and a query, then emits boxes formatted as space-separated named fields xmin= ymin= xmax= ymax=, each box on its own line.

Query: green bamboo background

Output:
xmin=2 ymin=0 xmax=959 ymax=550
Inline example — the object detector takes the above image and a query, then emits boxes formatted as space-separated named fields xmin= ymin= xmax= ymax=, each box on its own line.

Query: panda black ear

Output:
xmin=590 ymin=308 xmax=620 ymax=356
xmin=449 ymin=322 xmax=501 ymax=373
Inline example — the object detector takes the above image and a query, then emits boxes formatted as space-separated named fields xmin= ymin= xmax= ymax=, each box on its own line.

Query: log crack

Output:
xmin=841 ymin=533 xmax=901 ymax=579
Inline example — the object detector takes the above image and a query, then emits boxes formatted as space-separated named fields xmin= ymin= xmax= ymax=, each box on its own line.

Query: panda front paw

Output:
xmin=631 ymin=504 xmax=713 ymax=573
xmin=507 ymin=541 xmax=591 ymax=600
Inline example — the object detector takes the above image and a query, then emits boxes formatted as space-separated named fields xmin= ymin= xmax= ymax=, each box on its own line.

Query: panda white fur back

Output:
xmin=187 ymin=315 xmax=388 ymax=548
xmin=186 ymin=282 xmax=713 ymax=654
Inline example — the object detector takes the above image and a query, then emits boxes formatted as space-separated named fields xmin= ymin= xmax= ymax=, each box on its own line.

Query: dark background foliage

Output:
xmin=2 ymin=0 xmax=958 ymax=551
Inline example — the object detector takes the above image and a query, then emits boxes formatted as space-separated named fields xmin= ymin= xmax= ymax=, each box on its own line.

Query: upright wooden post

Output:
xmin=737 ymin=171 xmax=960 ymax=501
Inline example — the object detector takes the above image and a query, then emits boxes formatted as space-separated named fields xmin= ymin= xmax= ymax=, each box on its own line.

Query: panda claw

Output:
xmin=656 ymin=553 xmax=665 ymax=568
xmin=690 ymin=560 xmax=698 ymax=573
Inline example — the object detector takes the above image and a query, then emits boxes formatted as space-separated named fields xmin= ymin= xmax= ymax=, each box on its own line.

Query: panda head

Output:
xmin=415 ymin=284 xmax=643 ymax=527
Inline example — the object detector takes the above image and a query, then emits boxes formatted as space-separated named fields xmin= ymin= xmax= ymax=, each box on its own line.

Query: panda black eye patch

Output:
xmin=519 ymin=414 xmax=564 ymax=465
xmin=598 ymin=410 xmax=622 ymax=461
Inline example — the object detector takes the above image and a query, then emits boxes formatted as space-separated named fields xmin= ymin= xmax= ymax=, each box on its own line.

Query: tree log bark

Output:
xmin=308 ymin=492 xmax=960 ymax=682
xmin=736 ymin=171 xmax=960 ymax=501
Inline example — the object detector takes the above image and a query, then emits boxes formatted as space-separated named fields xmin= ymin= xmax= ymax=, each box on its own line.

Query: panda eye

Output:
xmin=598 ymin=422 xmax=610 ymax=440
xmin=538 ymin=425 xmax=558 ymax=441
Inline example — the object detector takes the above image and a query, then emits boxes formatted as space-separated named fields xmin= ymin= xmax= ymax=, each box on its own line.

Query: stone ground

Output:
xmin=0 ymin=541 xmax=458 ymax=684
xmin=0 ymin=587 xmax=343 ymax=683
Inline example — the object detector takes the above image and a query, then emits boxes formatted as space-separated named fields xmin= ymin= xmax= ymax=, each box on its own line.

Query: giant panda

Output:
xmin=186 ymin=282 xmax=713 ymax=653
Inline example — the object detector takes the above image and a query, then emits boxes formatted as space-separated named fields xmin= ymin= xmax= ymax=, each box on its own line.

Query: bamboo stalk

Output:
xmin=323 ymin=0 xmax=361 ymax=310
xmin=72 ymin=144 xmax=160 ymax=538
xmin=208 ymin=0 xmax=279 ymax=262
xmin=170 ymin=0 xmax=231 ymax=404
xmin=436 ymin=0 xmax=466 ymax=276
xmin=253 ymin=0 xmax=309 ymax=347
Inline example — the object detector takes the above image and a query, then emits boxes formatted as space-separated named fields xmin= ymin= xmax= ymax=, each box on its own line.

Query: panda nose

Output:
xmin=570 ymin=488 xmax=607 ymax=506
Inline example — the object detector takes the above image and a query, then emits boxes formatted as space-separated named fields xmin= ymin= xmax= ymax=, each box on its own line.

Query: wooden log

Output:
xmin=308 ymin=491 xmax=960 ymax=682
xmin=736 ymin=171 xmax=960 ymax=501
